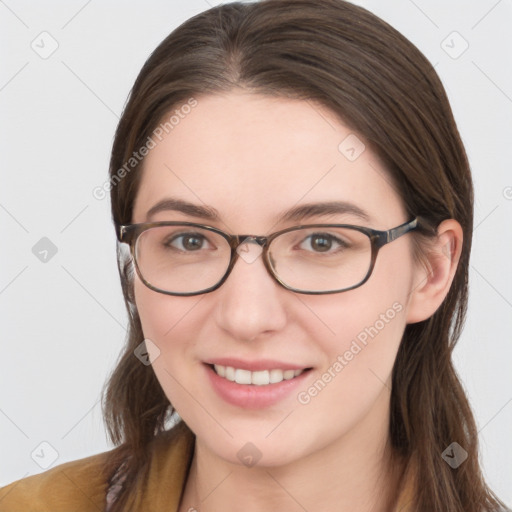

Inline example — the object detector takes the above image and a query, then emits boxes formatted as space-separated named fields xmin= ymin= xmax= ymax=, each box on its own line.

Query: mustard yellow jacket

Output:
xmin=0 ymin=425 xmax=414 ymax=511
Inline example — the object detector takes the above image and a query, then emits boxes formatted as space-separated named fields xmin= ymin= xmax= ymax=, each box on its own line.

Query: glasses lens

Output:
xmin=134 ymin=225 xmax=230 ymax=294
xmin=268 ymin=226 xmax=372 ymax=292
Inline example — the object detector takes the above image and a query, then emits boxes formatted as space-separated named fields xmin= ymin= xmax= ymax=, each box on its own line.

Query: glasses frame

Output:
xmin=117 ymin=217 xmax=420 ymax=296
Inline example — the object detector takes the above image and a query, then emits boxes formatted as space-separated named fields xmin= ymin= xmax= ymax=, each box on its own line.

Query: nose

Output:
xmin=213 ymin=242 xmax=288 ymax=341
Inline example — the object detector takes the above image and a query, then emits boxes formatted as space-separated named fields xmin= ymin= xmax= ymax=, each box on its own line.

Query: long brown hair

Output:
xmin=101 ymin=1 xmax=507 ymax=510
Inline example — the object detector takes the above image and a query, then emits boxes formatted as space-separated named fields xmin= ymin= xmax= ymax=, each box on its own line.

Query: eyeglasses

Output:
xmin=117 ymin=218 xmax=419 ymax=296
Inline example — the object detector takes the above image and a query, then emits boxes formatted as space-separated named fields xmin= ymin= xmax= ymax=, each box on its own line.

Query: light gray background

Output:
xmin=1 ymin=0 xmax=511 ymax=504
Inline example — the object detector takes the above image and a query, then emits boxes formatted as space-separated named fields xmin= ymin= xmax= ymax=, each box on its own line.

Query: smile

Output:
xmin=212 ymin=364 xmax=306 ymax=386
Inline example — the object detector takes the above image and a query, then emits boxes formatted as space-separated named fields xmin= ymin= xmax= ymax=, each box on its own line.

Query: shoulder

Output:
xmin=0 ymin=423 xmax=196 ymax=512
xmin=0 ymin=450 xmax=111 ymax=512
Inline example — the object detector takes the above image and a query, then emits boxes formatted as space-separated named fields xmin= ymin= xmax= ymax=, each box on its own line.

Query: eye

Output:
xmin=299 ymin=233 xmax=348 ymax=253
xmin=166 ymin=232 xmax=213 ymax=251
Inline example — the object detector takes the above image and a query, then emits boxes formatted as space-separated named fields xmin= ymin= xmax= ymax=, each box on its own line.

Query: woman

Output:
xmin=0 ymin=0 xmax=508 ymax=511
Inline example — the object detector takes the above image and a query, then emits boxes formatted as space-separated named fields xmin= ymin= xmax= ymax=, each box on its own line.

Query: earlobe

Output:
xmin=405 ymin=219 xmax=463 ymax=324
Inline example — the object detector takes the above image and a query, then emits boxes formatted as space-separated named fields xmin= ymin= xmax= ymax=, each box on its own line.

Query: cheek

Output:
xmin=134 ymin=278 xmax=206 ymax=415
xmin=301 ymin=261 xmax=409 ymax=364
xmin=298 ymin=289 xmax=406 ymax=399
xmin=133 ymin=278 xmax=203 ymax=374
xmin=135 ymin=278 xmax=196 ymax=342
xmin=288 ymin=297 xmax=406 ymax=456
xmin=293 ymin=253 xmax=411 ymax=415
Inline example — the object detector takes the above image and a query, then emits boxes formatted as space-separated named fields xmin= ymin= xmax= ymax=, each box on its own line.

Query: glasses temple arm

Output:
xmin=386 ymin=217 xmax=419 ymax=243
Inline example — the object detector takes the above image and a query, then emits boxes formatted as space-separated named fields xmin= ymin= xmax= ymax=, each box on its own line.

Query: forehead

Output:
xmin=132 ymin=92 xmax=405 ymax=229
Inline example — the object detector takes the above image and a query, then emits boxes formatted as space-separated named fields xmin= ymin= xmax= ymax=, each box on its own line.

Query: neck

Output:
xmin=179 ymin=388 xmax=402 ymax=512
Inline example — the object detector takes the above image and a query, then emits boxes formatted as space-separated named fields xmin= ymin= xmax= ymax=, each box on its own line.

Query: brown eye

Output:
xmin=167 ymin=233 xmax=210 ymax=251
xmin=299 ymin=233 xmax=347 ymax=253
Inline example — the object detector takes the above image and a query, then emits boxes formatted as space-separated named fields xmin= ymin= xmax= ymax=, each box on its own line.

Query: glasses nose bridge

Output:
xmin=235 ymin=234 xmax=269 ymax=248
xmin=228 ymin=234 xmax=274 ymax=277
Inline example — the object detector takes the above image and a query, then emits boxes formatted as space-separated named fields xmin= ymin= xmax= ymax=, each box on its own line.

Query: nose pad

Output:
xmin=235 ymin=237 xmax=265 ymax=265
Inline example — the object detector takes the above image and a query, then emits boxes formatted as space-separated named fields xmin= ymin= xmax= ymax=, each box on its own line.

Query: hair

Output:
xmin=100 ymin=1 xmax=507 ymax=511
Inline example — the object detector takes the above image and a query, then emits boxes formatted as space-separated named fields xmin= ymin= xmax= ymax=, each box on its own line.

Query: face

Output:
xmin=131 ymin=92 xmax=418 ymax=467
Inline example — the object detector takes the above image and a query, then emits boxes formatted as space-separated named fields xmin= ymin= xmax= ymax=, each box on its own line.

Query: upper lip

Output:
xmin=204 ymin=358 xmax=311 ymax=372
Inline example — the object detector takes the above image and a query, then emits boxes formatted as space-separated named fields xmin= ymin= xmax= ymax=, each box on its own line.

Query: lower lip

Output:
xmin=204 ymin=364 xmax=311 ymax=409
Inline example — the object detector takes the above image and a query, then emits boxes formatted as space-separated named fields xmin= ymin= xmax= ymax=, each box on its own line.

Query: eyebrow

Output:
xmin=276 ymin=201 xmax=370 ymax=223
xmin=146 ymin=198 xmax=220 ymax=221
xmin=145 ymin=198 xmax=370 ymax=224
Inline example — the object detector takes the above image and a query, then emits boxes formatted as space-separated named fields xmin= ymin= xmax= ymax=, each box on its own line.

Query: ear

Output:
xmin=405 ymin=219 xmax=463 ymax=324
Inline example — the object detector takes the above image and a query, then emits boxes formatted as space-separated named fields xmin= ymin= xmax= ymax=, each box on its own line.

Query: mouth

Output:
xmin=208 ymin=363 xmax=311 ymax=386
xmin=203 ymin=361 xmax=313 ymax=409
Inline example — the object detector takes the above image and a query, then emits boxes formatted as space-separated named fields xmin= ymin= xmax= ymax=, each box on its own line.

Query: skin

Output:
xmin=131 ymin=91 xmax=462 ymax=512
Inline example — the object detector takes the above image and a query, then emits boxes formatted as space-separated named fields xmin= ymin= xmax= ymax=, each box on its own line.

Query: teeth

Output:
xmin=235 ymin=369 xmax=252 ymax=385
xmin=269 ymin=369 xmax=283 ymax=384
xmin=213 ymin=364 xmax=305 ymax=385
xmin=225 ymin=366 xmax=235 ymax=381
xmin=283 ymin=370 xmax=295 ymax=380
xmin=252 ymin=370 xmax=270 ymax=386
